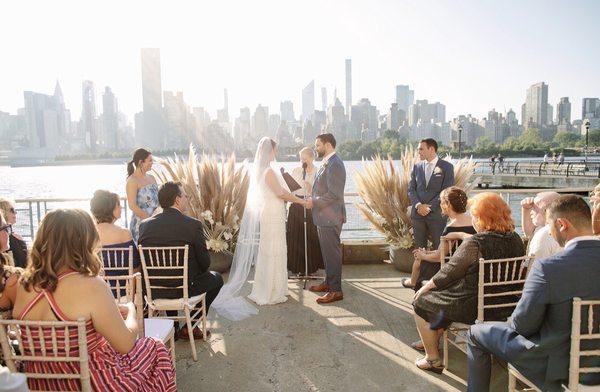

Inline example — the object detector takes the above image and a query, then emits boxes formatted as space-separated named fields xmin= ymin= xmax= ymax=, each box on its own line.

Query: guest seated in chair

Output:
xmin=466 ymin=195 xmax=600 ymax=392
xmin=402 ymin=186 xmax=476 ymax=291
xmin=0 ymin=198 xmax=28 ymax=268
xmin=520 ymin=191 xmax=562 ymax=267
xmin=138 ymin=181 xmax=223 ymax=340
xmin=91 ymin=190 xmax=141 ymax=274
xmin=411 ymin=192 xmax=525 ymax=374
xmin=11 ymin=209 xmax=176 ymax=391
xmin=0 ymin=211 xmax=22 ymax=317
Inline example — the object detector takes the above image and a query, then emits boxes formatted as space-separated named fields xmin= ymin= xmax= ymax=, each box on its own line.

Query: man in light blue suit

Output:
xmin=406 ymin=138 xmax=454 ymax=285
xmin=306 ymin=133 xmax=346 ymax=304
xmin=466 ymin=195 xmax=600 ymax=392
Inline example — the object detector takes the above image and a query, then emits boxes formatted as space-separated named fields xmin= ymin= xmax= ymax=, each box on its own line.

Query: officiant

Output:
xmin=286 ymin=147 xmax=324 ymax=275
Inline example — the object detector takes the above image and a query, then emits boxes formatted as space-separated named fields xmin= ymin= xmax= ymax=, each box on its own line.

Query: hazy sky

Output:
xmin=1 ymin=0 xmax=599 ymax=123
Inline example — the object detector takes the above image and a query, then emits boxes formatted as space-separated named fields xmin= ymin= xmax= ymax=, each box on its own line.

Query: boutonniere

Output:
xmin=433 ymin=167 xmax=443 ymax=175
xmin=322 ymin=160 xmax=330 ymax=170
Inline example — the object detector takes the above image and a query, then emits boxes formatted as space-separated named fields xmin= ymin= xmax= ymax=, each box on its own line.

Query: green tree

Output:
xmin=553 ymin=131 xmax=581 ymax=147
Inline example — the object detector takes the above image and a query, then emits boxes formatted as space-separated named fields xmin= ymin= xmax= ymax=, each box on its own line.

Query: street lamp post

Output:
xmin=584 ymin=119 xmax=591 ymax=162
xmin=457 ymin=124 xmax=463 ymax=157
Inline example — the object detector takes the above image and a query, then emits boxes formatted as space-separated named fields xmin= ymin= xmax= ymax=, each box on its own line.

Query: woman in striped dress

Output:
xmin=12 ymin=209 xmax=176 ymax=391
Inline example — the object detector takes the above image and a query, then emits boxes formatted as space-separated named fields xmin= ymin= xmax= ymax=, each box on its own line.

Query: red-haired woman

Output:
xmin=411 ymin=192 xmax=525 ymax=373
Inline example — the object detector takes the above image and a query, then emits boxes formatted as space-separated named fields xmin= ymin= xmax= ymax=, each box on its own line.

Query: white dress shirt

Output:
xmin=526 ymin=224 xmax=562 ymax=266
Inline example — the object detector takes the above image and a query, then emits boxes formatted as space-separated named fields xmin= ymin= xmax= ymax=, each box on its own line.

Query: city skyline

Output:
xmin=1 ymin=0 xmax=599 ymax=123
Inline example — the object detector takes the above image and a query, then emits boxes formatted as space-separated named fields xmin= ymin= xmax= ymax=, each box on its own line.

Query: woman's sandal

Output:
xmin=415 ymin=356 xmax=444 ymax=374
xmin=401 ymin=278 xmax=414 ymax=288
xmin=410 ymin=340 xmax=425 ymax=352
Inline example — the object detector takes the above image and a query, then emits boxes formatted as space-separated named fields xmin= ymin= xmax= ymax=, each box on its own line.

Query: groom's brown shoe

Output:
xmin=316 ymin=291 xmax=343 ymax=304
xmin=309 ymin=282 xmax=330 ymax=293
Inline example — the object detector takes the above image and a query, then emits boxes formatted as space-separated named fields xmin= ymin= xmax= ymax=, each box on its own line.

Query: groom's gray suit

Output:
xmin=312 ymin=153 xmax=346 ymax=292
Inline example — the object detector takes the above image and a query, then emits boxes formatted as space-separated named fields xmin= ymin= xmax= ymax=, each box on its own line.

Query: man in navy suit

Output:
xmin=406 ymin=138 xmax=454 ymax=286
xmin=466 ymin=195 xmax=600 ymax=392
xmin=306 ymin=133 xmax=346 ymax=304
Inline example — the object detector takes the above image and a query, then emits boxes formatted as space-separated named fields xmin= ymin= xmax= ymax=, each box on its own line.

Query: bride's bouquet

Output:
xmin=154 ymin=145 xmax=250 ymax=253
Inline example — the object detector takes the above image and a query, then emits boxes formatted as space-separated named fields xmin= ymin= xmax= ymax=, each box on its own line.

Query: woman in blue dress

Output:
xmin=125 ymin=148 xmax=159 ymax=242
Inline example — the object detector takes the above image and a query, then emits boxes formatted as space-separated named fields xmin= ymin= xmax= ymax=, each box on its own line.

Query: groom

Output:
xmin=306 ymin=133 xmax=346 ymax=304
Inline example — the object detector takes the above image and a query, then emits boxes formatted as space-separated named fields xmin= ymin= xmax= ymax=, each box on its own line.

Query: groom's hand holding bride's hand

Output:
xmin=304 ymin=198 xmax=314 ymax=209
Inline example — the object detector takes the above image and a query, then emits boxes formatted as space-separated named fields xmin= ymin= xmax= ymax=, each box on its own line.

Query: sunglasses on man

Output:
xmin=0 ymin=224 xmax=12 ymax=234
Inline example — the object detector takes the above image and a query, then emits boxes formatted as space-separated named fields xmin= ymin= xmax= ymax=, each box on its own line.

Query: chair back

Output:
xmin=568 ymin=298 xmax=600 ymax=391
xmin=439 ymin=236 xmax=459 ymax=265
xmin=99 ymin=246 xmax=134 ymax=276
xmin=101 ymin=273 xmax=145 ymax=337
xmin=477 ymin=255 xmax=533 ymax=322
xmin=138 ymin=245 xmax=189 ymax=305
xmin=0 ymin=317 xmax=92 ymax=391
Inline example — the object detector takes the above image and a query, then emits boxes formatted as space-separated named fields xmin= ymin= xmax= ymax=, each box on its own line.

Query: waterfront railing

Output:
xmin=13 ymin=187 xmax=594 ymax=243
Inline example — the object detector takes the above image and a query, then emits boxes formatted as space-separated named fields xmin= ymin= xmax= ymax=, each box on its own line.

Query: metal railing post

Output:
xmin=28 ymin=201 xmax=34 ymax=239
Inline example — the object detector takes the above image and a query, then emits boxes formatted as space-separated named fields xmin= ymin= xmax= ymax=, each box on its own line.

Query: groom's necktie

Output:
xmin=425 ymin=162 xmax=434 ymax=187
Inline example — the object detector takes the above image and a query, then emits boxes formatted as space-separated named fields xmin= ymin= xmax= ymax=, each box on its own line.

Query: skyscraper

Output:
xmin=81 ymin=80 xmax=97 ymax=152
xmin=253 ymin=104 xmax=269 ymax=138
xmin=395 ymin=85 xmax=414 ymax=113
xmin=280 ymin=100 xmax=295 ymax=122
xmin=582 ymin=98 xmax=600 ymax=119
xmin=407 ymin=100 xmax=445 ymax=125
xmin=102 ymin=86 xmax=119 ymax=150
xmin=321 ymin=87 xmax=328 ymax=112
xmin=302 ymin=80 xmax=315 ymax=123
xmin=140 ymin=48 xmax=165 ymax=149
xmin=524 ymin=82 xmax=549 ymax=128
xmin=345 ymin=59 xmax=352 ymax=118
xmin=556 ymin=97 xmax=571 ymax=125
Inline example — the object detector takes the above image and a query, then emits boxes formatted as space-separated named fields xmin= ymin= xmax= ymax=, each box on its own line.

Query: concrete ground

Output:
xmin=173 ymin=263 xmax=508 ymax=392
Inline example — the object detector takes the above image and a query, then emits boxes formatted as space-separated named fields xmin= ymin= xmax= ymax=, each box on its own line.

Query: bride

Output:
xmin=211 ymin=137 xmax=308 ymax=320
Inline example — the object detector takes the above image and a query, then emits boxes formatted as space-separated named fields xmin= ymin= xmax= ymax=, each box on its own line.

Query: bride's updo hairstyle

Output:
xmin=22 ymin=209 xmax=102 ymax=292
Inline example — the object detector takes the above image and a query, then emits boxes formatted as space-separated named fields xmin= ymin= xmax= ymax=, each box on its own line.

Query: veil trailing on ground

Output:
xmin=211 ymin=137 xmax=275 ymax=321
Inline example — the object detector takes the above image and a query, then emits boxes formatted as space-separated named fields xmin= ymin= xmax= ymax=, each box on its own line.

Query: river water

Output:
xmin=0 ymin=158 xmax=581 ymax=240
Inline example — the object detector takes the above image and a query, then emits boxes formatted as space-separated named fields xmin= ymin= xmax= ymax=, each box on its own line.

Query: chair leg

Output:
xmin=202 ymin=297 xmax=207 ymax=342
xmin=443 ymin=330 xmax=449 ymax=368
xmin=169 ymin=328 xmax=177 ymax=383
xmin=184 ymin=307 xmax=197 ymax=361
xmin=508 ymin=371 xmax=516 ymax=392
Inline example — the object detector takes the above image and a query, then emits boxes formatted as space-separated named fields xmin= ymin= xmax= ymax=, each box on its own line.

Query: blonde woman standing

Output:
xmin=286 ymin=147 xmax=324 ymax=275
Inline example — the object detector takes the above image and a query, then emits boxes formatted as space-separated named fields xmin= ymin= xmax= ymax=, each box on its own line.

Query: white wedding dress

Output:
xmin=211 ymin=137 xmax=289 ymax=321
xmin=247 ymin=168 xmax=289 ymax=305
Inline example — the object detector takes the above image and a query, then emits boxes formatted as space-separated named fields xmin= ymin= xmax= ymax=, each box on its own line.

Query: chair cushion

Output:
xmin=149 ymin=294 xmax=205 ymax=310
xmin=144 ymin=318 xmax=174 ymax=342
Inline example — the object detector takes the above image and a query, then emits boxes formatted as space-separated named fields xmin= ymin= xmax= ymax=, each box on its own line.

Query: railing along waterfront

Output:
xmin=13 ymin=195 xmax=373 ymax=242
xmin=13 ymin=187 xmax=594 ymax=242
xmin=475 ymin=159 xmax=600 ymax=178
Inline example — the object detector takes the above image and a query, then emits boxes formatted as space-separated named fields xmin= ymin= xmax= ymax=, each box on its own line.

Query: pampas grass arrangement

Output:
xmin=355 ymin=145 xmax=476 ymax=248
xmin=154 ymin=145 xmax=250 ymax=252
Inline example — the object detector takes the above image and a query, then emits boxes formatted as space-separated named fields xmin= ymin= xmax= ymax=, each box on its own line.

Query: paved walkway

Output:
xmin=173 ymin=264 xmax=508 ymax=391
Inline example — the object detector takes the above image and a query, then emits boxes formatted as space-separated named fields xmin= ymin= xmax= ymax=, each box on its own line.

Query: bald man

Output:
xmin=521 ymin=191 xmax=562 ymax=264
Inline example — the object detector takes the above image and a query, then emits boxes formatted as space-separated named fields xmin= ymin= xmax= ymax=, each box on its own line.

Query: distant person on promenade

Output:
xmin=0 ymin=198 xmax=28 ymax=268
xmin=558 ymin=152 xmax=565 ymax=164
xmin=497 ymin=153 xmax=505 ymax=171
xmin=552 ymin=152 xmax=558 ymax=164
xmin=543 ymin=152 xmax=549 ymax=163
xmin=126 ymin=148 xmax=159 ymax=242
xmin=520 ymin=191 xmax=562 ymax=267
xmin=408 ymin=138 xmax=455 ymax=253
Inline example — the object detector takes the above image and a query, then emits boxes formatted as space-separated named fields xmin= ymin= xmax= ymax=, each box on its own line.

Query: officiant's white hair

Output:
xmin=299 ymin=147 xmax=315 ymax=158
